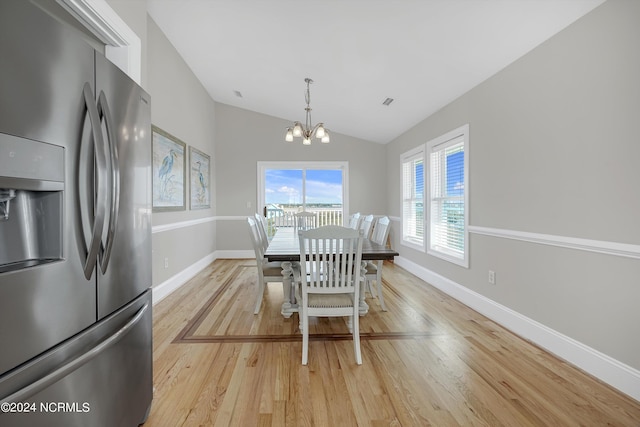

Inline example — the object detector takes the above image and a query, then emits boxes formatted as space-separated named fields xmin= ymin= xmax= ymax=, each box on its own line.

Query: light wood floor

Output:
xmin=144 ymin=259 xmax=640 ymax=426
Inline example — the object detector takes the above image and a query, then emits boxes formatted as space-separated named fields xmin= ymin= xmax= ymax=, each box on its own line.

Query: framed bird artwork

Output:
xmin=189 ymin=147 xmax=211 ymax=210
xmin=152 ymin=125 xmax=186 ymax=211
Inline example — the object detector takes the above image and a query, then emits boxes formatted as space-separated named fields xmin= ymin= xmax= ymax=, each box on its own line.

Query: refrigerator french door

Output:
xmin=0 ymin=1 xmax=153 ymax=426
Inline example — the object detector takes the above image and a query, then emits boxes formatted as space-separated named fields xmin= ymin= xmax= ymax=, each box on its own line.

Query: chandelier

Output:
xmin=285 ymin=78 xmax=330 ymax=145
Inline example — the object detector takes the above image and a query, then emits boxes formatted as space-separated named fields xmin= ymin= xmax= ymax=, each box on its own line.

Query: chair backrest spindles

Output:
xmin=294 ymin=211 xmax=318 ymax=230
xmin=370 ymin=216 xmax=391 ymax=247
xmin=254 ymin=213 xmax=269 ymax=251
xmin=347 ymin=212 xmax=361 ymax=230
xmin=360 ymin=214 xmax=375 ymax=239
xmin=247 ymin=217 xmax=265 ymax=260
xmin=299 ymin=226 xmax=363 ymax=294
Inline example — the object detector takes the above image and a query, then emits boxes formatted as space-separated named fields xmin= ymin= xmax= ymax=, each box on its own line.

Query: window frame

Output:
xmin=400 ymin=146 xmax=426 ymax=252
xmin=426 ymin=124 xmax=469 ymax=268
xmin=257 ymin=160 xmax=349 ymax=218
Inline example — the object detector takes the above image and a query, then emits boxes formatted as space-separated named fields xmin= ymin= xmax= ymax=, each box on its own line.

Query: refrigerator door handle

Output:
xmin=0 ymin=302 xmax=150 ymax=404
xmin=80 ymin=83 xmax=109 ymax=280
xmin=97 ymin=91 xmax=120 ymax=274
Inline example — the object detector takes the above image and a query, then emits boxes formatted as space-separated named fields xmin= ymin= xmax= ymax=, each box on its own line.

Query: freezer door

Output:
xmin=95 ymin=54 xmax=152 ymax=319
xmin=0 ymin=0 xmax=96 ymax=375
xmin=0 ymin=290 xmax=153 ymax=427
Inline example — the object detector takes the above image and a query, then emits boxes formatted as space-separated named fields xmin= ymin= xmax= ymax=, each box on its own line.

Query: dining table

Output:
xmin=264 ymin=227 xmax=399 ymax=317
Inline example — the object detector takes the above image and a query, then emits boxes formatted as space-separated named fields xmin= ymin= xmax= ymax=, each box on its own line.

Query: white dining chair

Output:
xmin=247 ymin=217 xmax=293 ymax=314
xmin=297 ymin=225 xmax=364 ymax=365
xmin=254 ymin=213 xmax=269 ymax=251
xmin=359 ymin=214 xmax=375 ymax=239
xmin=294 ymin=211 xmax=318 ymax=230
xmin=347 ymin=212 xmax=361 ymax=230
xmin=364 ymin=216 xmax=391 ymax=311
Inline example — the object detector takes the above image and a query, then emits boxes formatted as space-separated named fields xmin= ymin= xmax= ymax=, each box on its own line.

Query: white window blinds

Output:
xmin=427 ymin=124 xmax=468 ymax=267
xmin=401 ymin=148 xmax=424 ymax=249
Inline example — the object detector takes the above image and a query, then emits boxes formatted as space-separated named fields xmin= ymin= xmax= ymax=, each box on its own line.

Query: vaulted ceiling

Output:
xmin=147 ymin=0 xmax=605 ymax=143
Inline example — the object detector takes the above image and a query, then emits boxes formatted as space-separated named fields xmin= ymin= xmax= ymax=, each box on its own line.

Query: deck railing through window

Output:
xmin=265 ymin=207 xmax=343 ymax=238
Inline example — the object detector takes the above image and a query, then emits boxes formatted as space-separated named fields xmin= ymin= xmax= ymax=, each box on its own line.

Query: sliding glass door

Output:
xmin=258 ymin=162 xmax=348 ymax=237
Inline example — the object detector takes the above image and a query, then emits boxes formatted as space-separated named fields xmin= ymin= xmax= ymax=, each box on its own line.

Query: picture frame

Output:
xmin=152 ymin=125 xmax=186 ymax=212
xmin=189 ymin=147 xmax=211 ymax=209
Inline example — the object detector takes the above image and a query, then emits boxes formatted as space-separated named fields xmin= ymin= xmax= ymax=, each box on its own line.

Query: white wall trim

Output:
xmin=57 ymin=0 xmax=142 ymax=84
xmin=215 ymin=216 xmax=248 ymax=221
xmin=469 ymin=225 xmax=640 ymax=260
xmin=152 ymin=216 xmax=216 ymax=234
xmin=394 ymin=256 xmax=640 ymax=402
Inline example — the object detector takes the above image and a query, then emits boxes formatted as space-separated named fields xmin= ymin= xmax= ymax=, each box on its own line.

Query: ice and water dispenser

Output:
xmin=0 ymin=133 xmax=64 ymax=273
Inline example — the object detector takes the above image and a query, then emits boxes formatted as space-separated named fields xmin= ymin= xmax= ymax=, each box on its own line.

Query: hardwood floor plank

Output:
xmin=212 ymin=343 xmax=255 ymax=426
xmin=144 ymin=259 xmax=640 ymax=426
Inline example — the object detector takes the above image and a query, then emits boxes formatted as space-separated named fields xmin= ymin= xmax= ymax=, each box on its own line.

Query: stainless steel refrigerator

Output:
xmin=0 ymin=1 xmax=153 ymax=426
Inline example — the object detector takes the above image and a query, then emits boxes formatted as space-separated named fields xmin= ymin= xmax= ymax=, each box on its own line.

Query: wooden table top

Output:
xmin=264 ymin=227 xmax=399 ymax=262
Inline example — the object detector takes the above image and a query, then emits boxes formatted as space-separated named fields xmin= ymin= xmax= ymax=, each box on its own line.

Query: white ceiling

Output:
xmin=146 ymin=0 xmax=605 ymax=144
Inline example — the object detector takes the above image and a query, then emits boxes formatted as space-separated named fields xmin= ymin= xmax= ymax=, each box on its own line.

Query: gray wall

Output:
xmin=214 ymin=103 xmax=387 ymax=251
xmin=146 ymin=17 xmax=217 ymax=286
xmin=385 ymin=0 xmax=640 ymax=370
xmin=106 ymin=2 xmax=218 ymax=288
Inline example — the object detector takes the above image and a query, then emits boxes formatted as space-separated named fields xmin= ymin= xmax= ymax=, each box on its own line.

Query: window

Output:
xmin=257 ymin=162 xmax=348 ymax=236
xmin=427 ymin=124 xmax=469 ymax=267
xmin=401 ymin=146 xmax=425 ymax=251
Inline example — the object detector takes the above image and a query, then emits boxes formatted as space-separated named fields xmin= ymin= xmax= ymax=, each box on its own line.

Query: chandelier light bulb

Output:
xmin=321 ymin=132 xmax=330 ymax=143
xmin=315 ymin=124 xmax=325 ymax=139
xmin=285 ymin=128 xmax=294 ymax=142
xmin=292 ymin=122 xmax=303 ymax=137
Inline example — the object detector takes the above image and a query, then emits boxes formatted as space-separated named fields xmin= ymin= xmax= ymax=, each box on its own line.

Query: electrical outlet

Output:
xmin=164 ymin=257 xmax=169 ymax=269
xmin=488 ymin=270 xmax=496 ymax=285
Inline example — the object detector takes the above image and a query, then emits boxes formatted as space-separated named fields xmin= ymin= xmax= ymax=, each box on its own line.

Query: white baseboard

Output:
xmin=152 ymin=252 xmax=217 ymax=305
xmin=394 ymin=256 xmax=640 ymax=402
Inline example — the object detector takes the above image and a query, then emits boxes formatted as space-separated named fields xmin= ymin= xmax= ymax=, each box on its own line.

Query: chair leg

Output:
xmin=352 ymin=311 xmax=362 ymax=365
xmin=366 ymin=277 xmax=375 ymax=297
xmin=254 ymin=279 xmax=265 ymax=314
xmin=367 ymin=279 xmax=378 ymax=298
xmin=302 ymin=309 xmax=309 ymax=365
xmin=376 ymin=261 xmax=387 ymax=311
